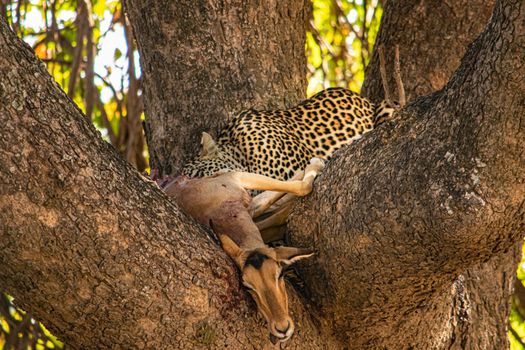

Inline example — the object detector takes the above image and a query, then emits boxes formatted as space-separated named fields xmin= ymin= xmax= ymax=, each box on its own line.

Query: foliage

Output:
xmin=306 ymin=0 xmax=382 ymax=95
xmin=0 ymin=294 xmax=63 ymax=350
xmin=510 ymin=246 xmax=525 ymax=349
xmin=1 ymin=0 xmax=147 ymax=172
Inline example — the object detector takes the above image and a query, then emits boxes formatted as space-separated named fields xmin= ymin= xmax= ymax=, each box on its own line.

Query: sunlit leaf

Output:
xmin=93 ymin=0 xmax=107 ymax=18
xmin=34 ymin=43 xmax=48 ymax=59
xmin=114 ymin=47 xmax=122 ymax=61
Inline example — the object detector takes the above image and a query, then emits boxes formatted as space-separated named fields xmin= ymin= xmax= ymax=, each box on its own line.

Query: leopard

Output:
xmin=182 ymin=87 xmax=398 ymax=181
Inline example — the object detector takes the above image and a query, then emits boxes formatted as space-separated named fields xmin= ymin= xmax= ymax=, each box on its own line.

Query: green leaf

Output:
xmin=114 ymin=48 xmax=122 ymax=61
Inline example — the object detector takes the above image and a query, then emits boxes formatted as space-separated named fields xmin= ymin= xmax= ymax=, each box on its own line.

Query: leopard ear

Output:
xmin=200 ymin=132 xmax=219 ymax=157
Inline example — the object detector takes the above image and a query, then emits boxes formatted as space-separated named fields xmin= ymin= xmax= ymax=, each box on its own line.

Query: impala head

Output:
xmin=219 ymin=235 xmax=314 ymax=344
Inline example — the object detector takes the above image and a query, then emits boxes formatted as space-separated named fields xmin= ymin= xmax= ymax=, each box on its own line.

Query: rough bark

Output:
xmin=363 ymin=1 xmax=519 ymax=348
xmin=289 ymin=0 xmax=525 ymax=348
xmin=361 ymin=0 xmax=495 ymax=104
xmin=0 ymin=19 xmax=339 ymax=349
xmin=124 ymin=0 xmax=309 ymax=175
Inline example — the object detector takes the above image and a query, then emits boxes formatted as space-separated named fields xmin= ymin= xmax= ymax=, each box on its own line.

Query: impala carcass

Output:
xmin=163 ymin=158 xmax=324 ymax=343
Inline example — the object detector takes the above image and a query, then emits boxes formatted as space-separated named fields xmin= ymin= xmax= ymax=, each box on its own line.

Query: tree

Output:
xmin=1 ymin=1 xmax=524 ymax=350
xmin=289 ymin=0 xmax=524 ymax=347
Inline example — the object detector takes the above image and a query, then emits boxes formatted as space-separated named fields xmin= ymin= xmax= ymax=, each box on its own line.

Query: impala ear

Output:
xmin=200 ymin=132 xmax=219 ymax=157
xmin=217 ymin=234 xmax=243 ymax=266
xmin=274 ymin=247 xmax=315 ymax=265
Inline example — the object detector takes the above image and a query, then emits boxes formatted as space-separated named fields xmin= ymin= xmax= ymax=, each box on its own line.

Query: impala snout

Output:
xmin=235 ymin=247 xmax=315 ymax=344
xmin=269 ymin=318 xmax=294 ymax=344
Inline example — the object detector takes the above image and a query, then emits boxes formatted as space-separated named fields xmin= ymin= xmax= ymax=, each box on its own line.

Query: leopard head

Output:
xmin=181 ymin=132 xmax=246 ymax=177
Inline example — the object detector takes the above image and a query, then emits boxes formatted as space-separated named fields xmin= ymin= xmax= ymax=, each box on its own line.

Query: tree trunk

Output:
xmin=124 ymin=0 xmax=309 ymax=175
xmin=362 ymin=1 xmax=519 ymax=348
xmin=289 ymin=0 xmax=525 ymax=348
xmin=0 ymin=19 xmax=338 ymax=349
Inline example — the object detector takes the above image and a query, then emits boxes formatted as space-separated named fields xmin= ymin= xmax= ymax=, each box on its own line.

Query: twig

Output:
xmin=83 ymin=0 xmax=96 ymax=121
xmin=40 ymin=58 xmax=71 ymax=65
xmin=94 ymin=72 xmax=124 ymax=119
xmin=308 ymin=19 xmax=337 ymax=58
xmin=14 ymin=0 xmax=22 ymax=34
xmin=510 ymin=324 xmax=525 ymax=348
xmin=68 ymin=0 xmax=86 ymax=97
xmin=378 ymin=45 xmax=391 ymax=102
xmin=95 ymin=88 xmax=117 ymax=145
xmin=361 ymin=0 xmax=368 ymax=55
xmin=334 ymin=0 xmax=367 ymax=66
xmin=334 ymin=0 xmax=361 ymax=40
xmin=99 ymin=4 xmax=122 ymax=39
xmin=394 ymin=45 xmax=406 ymax=107
xmin=23 ymin=23 xmax=74 ymax=37
xmin=308 ymin=20 xmax=330 ymax=84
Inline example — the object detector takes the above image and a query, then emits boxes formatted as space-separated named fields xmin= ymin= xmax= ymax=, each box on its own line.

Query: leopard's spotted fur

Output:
xmin=182 ymin=87 xmax=397 ymax=180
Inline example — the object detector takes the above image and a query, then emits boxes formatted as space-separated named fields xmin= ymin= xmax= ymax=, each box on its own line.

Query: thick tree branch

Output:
xmin=289 ymin=0 xmax=525 ymax=347
xmin=361 ymin=0 xmax=495 ymax=102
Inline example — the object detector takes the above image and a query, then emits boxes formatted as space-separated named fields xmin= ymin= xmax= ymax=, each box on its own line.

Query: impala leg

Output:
xmin=249 ymin=190 xmax=286 ymax=218
xmin=235 ymin=158 xmax=324 ymax=196
xmin=256 ymin=201 xmax=293 ymax=231
xmin=263 ymin=193 xmax=297 ymax=215
xmin=260 ymin=225 xmax=287 ymax=243
xmin=249 ymin=170 xmax=305 ymax=218
xmin=257 ymin=201 xmax=295 ymax=242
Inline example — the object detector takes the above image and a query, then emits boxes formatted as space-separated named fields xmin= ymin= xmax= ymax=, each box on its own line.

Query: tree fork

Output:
xmin=1 ymin=0 xmax=524 ymax=349
xmin=0 ymin=18 xmax=337 ymax=350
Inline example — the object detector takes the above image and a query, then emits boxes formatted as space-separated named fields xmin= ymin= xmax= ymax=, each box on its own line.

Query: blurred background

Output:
xmin=0 ymin=0 xmax=523 ymax=349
